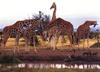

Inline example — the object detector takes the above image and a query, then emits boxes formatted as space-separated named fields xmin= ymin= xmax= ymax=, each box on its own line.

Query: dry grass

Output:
xmin=6 ymin=38 xmax=25 ymax=48
xmin=4 ymin=35 xmax=99 ymax=49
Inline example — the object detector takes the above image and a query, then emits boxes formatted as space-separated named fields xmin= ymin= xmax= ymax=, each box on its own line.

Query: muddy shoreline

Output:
xmin=0 ymin=48 xmax=100 ymax=64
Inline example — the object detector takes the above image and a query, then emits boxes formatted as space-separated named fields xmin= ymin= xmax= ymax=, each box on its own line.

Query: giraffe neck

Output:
xmin=51 ymin=7 xmax=56 ymax=21
xmin=84 ymin=22 xmax=91 ymax=27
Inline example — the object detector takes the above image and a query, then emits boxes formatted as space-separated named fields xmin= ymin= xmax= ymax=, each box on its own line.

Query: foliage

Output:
xmin=32 ymin=11 xmax=50 ymax=23
xmin=32 ymin=11 xmax=50 ymax=31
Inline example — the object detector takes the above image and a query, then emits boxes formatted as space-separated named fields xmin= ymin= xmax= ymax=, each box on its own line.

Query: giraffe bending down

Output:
xmin=15 ymin=19 xmax=47 ymax=51
xmin=12 ymin=19 xmax=44 ymax=46
xmin=76 ymin=21 xmax=97 ymax=46
xmin=1 ymin=19 xmax=46 ymax=50
xmin=50 ymin=2 xmax=57 ymax=22
xmin=1 ymin=25 xmax=21 ymax=48
xmin=0 ymin=20 xmax=33 ymax=48
xmin=1 ymin=24 xmax=34 ymax=49
xmin=42 ymin=18 xmax=74 ymax=50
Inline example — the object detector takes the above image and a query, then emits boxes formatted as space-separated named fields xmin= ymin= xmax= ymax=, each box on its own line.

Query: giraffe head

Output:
xmin=50 ymin=2 xmax=56 ymax=9
xmin=85 ymin=20 xmax=97 ymax=27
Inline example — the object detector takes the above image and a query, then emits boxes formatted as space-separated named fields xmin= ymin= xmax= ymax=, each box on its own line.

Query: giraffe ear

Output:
xmin=93 ymin=25 xmax=95 ymax=27
xmin=93 ymin=24 xmax=97 ymax=27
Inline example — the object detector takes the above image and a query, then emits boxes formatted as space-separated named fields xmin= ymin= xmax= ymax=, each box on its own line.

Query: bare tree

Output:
xmin=32 ymin=11 xmax=50 ymax=22
xmin=30 ymin=11 xmax=50 ymax=46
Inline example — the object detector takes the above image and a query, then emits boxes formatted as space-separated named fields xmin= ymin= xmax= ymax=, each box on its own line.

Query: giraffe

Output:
xmin=50 ymin=2 xmax=67 ymax=45
xmin=76 ymin=21 xmax=97 ymax=48
xmin=44 ymin=26 xmax=62 ymax=50
xmin=50 ymin=2 xmax=57 ymax=22
xmin=47 ymin=2 xmax=61 ymax=49
xmin=1 ymin=19 xmax=47 ymax=50
xmin=1 ymin=25 xmax=20 ymax=48
xmin=0 ymin=19 xmax=32 ymax=47
xmin=17 ymin=19 xmax=48 ymax=51
xmin=42 ymin=18 xmax=74 ymax=50
xmin=22 ymin=25 xmax=41 ymax=51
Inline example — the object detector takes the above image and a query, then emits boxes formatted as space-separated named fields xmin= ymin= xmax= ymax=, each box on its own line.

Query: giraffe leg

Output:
xmin=49 ymin=36 xmax=54 ymax=50
xmin=15 ymin=33 xmax=22 ymax=48
xmin=60 ymin=35 xmax=65 ymax=47
xmin=61 ymin=35 xmax=66 ymax=43
xmin=83 ymin=36 xmax=85 ymax=49
xmin=1 ymin=43 xmax=5 ymax=48
xmin=87 ymin=33 xmax=90 ymax=48
xmin=2 ymin=36 xmax=8 ymax=48
xmin=23 ymin=37 xmax=30 ymax=52
xmin=68 ymin=34 xmax=73 ymax=48
xmin=52 ymin=35 xmax=57 ymax=51
xmin=52 ymin=37 xmax=56 ymax=51
xmin=77 ymin=38 xmax=80 ymax=48
xmin=15 ymin=36 xmax=19 ymax=48
xmin=33 ymin=37 xmax=37 ymax=52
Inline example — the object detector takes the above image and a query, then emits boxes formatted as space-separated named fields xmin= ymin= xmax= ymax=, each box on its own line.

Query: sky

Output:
xmin=0 ymin=0 xmax=100 ymax=30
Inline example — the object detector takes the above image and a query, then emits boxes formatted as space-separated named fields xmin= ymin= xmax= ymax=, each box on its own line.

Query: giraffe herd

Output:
xmin=0 ymin=19 xmax=47 ymax=49
xmin=0 ymin=2 xmax=98 ymax=51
